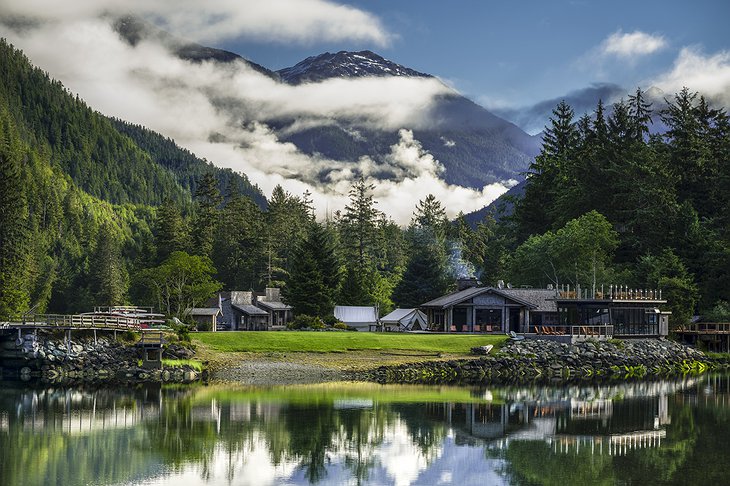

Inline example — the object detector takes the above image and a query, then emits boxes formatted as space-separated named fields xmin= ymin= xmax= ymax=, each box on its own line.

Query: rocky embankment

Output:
xmin=0 ymin=333 xmax=203 ymax=383
xmin=364 ymin=338 xmax=714 ymax=385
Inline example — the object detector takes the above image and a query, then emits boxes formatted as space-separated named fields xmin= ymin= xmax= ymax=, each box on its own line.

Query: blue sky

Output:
xmin=215 ymin=0 xmax=730 ymax=128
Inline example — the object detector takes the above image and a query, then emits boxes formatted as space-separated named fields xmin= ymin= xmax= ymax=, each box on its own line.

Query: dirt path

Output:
xmin=195 ymin=345 xmax=478 ymax=384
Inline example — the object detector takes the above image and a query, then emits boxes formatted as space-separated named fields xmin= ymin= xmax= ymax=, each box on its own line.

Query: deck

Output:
xmin=675 ymin=322 xmax=730 ymax=352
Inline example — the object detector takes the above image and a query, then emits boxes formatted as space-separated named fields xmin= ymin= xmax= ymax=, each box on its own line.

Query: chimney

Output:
xmin=231 ymin=291 xmax=253 ymax=305
xmin=264 ymin=287 xmax=281 ymax=302
xmin=457 ymin=277 xmax=481 ymax=291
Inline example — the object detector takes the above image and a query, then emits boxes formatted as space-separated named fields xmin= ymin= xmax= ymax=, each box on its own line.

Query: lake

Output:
xmin=1 ymin=375 xmax=727 ymax=485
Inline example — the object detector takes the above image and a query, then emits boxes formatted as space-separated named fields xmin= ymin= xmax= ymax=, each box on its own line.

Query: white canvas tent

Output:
xmin=380 ymin=308 xmax=428 ymax=331
xmin=334 ymin=306 xmax=378 ymax=331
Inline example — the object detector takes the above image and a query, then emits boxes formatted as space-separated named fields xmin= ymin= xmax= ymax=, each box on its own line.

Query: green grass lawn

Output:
xmin=192 ymin=331 xmax=507 ymax=354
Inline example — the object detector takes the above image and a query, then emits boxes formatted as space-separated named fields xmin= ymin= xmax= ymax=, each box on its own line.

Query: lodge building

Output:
xmin=419 ymin=279 xmax=670 ymax=341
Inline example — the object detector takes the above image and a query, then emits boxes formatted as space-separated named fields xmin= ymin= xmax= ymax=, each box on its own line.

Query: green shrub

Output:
xmin=288 ymin=315 xmax=327 ymax=330
xmin=196 ymin=320 xmax=212 ymax=332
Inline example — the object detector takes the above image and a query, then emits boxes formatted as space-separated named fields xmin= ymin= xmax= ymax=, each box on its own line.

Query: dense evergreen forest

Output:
xmin=1 ymin=39 xmax=729 ymax=328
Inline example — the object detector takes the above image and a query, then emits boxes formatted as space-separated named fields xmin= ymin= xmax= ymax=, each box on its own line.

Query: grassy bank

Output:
xmin=191 ymin=331 xmax=508 ymax=374
xmin=193 ymin=331 xmax=506 ymax=354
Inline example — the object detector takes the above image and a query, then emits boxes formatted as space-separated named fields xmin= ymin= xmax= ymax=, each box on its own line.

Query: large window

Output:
xmin=559 ymin=304 xmax=609 ymax=326
xmin=613 ymin=306 xmax=658 ymax=335
xmin=475 ymin=308 xmax=502 ymax=332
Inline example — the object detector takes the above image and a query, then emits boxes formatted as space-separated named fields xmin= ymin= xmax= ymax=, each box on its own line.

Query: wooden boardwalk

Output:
xmin=2 ymin=314 xmax=142 ymax=332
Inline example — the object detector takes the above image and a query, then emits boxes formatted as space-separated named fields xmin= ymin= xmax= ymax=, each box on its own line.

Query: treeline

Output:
xmin=508 ymin=89 xmax=730 ymax=324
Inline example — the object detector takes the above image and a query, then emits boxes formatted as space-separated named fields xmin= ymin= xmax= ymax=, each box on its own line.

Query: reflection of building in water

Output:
xmin=678 ymin=374 xmax=730 ymax=409
xmin=549 ymin=429 xmax=666 ymax=456
xmin=0 ymin=385 xmax=162 ymax=435
xmin=430 ymin=381 xmax=684 ymax=456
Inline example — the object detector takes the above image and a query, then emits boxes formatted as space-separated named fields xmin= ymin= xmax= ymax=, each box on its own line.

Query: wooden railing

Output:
xmin=139 ymin=330 xmax=164 ymax=347
xmin=18 ymin=314 xmax=141 ymax=331
xmin=529 ymin=325 xmax=614 ymax=338
xmin=676 ymin=322 xmax=730 ymax=334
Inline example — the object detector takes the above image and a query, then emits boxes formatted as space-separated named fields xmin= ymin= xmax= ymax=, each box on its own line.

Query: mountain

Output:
xmin=277 ymin=50 xmax=429 ymax=84
xmin=112 ymin=18 xmax=540 ymax=189
xmin=463 ymin=180 xmax=526 ymax=226
xmin=275 ymin=50 xmax=542 ymax=188
xmin=113 ymin=16 xmax=278 ymax=79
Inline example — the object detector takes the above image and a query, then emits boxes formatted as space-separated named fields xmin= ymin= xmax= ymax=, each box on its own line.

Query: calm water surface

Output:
xmin=1 ymin=375 xmax=728 ymax=486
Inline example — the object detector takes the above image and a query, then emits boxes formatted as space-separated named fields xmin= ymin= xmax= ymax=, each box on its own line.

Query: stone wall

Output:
xmin=0 ymin=332 xmax=202 ymax=383
xmin=363 ymin=338 xmax=713 ymax=384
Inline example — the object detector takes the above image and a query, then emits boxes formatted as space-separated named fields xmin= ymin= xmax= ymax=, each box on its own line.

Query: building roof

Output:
xmin=231 ymin=304 xmax=269 ymax=316
xmin=421 ymin=286 xmax=543 ymax=310
xmin=499 ymin=288 xmax=559 ymax=312
xmin=334 ymin=305 xmax=378 ymax=324
xmin=381 ymin=308 xmax=425 ymax=323
xmin=257 ymin=300 xmax=293 ymax=311
xmin=188 ymin=308 xmax=222 ymax=316
xmin=420 ymin=286 xmax=487 ymax=308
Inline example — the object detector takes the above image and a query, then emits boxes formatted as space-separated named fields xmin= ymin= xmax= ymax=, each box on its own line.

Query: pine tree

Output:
xmin=214 ymin=189 xmax=263 ymax=290
xmin=283 ymin=222 xmax=341 ymax=317
xmin=340 ymin=177 xmax=381 ymax=269
xmin=191 ymin=173 xmax=222 ymax=258
xmin=88 ymin=223 xmax=129 ymax=307
xmin=393 ymin=228 xmax=450 ymax=308
xmin=154 ymin=198 xmax=188 ymax=263
xmin=628 ymin=88 xmax=653 ymax=141
xmin=262 ymin=185 xmax=311 ymax=287
xmin=0 ymin=112 xmax=30 ymax=317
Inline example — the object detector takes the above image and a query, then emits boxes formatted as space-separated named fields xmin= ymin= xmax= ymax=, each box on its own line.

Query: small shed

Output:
xmin=334 ymin=306 xmax=379 ymax=331
xmin=188 ymin=308 xmax=222 ymax=331
xmin=380 ymin=308 xmax=428 ymax=331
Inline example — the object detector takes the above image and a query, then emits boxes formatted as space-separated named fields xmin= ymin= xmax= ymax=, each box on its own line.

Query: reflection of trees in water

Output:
xmin=0 ymin=384 xmax=174 ymax=486
xmin=6 ymin=376 xmax=730 ymax=486
xmin=390 ymin=403 xmax=448 ymax=458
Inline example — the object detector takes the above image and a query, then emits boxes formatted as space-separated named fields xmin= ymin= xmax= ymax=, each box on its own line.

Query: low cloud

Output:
xmin=493 ymin=83 xmax=626 ymax=134
xmin=650 ymin=46 xmax=730 ymax=107
xmin=600 ymin=30 xmax=667 ymax=59
xmin=0 ymin=0 xmax=391 ymax=46
xmin=440 ymin=136 xmax=456 ymax=147
xmin=3 ymin=16 xmax=504 ymax=224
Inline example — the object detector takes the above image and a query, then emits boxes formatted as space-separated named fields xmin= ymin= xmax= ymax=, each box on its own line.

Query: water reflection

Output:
xmin=1 ymin=376 xmax=729 ymax=485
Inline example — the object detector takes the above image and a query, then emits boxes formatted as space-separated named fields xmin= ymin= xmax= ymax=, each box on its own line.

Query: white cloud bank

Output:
xmin=1 ymin=11 xmax=507 ymax=224
xmin=650 ymin=46 xmax=730 ymax=107
xmin=1 ymin=0 xmax=391 ymax=46
xmin=600 ymin=30 xmax=667 ymax=59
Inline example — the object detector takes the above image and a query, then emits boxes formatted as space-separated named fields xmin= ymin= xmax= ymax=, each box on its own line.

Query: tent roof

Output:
xmin=334 ymin=306 xmax=378 ymax=323
xmin=381 ymin=308 xmax=423 ymax=323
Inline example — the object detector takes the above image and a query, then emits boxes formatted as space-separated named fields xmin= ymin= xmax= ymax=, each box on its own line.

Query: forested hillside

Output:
xmin=506 ymin=90 xmax=730 ymax=322
xmin=110 ymin=119 xmax=266 ymax=207
xmin=0 ymin=40 xmax=262 ymax=316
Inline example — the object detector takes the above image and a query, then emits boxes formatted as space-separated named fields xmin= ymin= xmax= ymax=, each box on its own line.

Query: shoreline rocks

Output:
xmin=359 ymin=338 xmax=717 ymax=385
xmin=0 ymin=332 xmax=203 ymax=384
